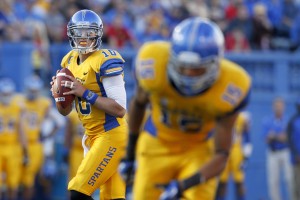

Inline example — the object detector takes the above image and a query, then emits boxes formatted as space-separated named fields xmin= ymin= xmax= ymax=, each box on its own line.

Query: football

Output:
xmin=53 ymin=68 xmax=75 ymax=109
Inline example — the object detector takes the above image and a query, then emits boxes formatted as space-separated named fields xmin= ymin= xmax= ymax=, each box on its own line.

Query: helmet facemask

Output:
xmin=67 ymin=24 xmax=103 ymax=54
xmin=0 ymin=79 xmax=15 ymax=105
xmin=168 ymin=51 xmax=220 ymax=96
xmin=25 ymin=75 xmax=43 ymax=101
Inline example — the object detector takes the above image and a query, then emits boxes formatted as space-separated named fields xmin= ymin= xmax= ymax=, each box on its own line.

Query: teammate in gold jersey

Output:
xmin=216 ymin=111 xmax=252 ymax=200
xmin=64 ymin=109 xmax=84 ymax=180
xmin=21 ymin=75 xmax=52 ymax=200
xmin=120 ymin=17 xmax=252 ymax=200
xmin=50 ymin=10 xmax=128 ymax=200
xmin=0 ymin=78 xmax=28 ymax=200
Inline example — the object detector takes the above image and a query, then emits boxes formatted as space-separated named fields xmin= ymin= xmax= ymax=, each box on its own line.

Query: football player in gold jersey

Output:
xmin=120 ymin=17 xmax=252 ymax=200
xmin=0 ymin=78 xmax=28 ymax=200
xmin=64 ymin=109 xmax=84 ymax=180
xmin=21 ymin=75 xmax=52 ymax=200
xmin=50 ymin=10 xmax=128 ymax=200
xmin=216 ymin=111 xmax=252 ymax=200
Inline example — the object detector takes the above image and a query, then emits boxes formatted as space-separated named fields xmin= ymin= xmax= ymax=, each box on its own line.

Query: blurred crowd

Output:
xmin=1 ymin=0 xmax=300 ymax=54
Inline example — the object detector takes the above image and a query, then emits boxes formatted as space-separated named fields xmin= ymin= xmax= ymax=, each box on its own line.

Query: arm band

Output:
xmin=82 ymin=90 xmax=98 ymax=105
xmin=126 ymin=133 xmax=139 ymax=161
xmin=181 ymin=172 xmax=205 ymax=191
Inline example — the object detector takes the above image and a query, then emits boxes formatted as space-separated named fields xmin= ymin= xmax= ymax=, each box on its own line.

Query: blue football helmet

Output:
xmin=0 ymin=78 xmax=16 ymax=105
xmin=168 ymin=17 xmax=224 ymax=96
xmin=67 ymin=9 xmax=103 ymax=54
xmin=25 ymin=75 xmax=43 ymax=100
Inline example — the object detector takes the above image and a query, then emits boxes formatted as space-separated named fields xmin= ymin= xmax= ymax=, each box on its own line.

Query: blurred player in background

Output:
xmin=263 ymin=97 xmax=293 ymax=200
xmin=0 ymin=78 xmax=28 ymax=200
xmin=215 ymin=111 xmax=253 ymax=200
xmin=21 ymin=75 xmax=52 ymax=200
xmin=37 ymin=107 xmax=65 ymax=200
xmin=63 ymin=109 xmax=84 ymax=181
xmin=50 ymin=9 xmax=128 ymax=200
xmin=120 ymin=17 xmax=251 ymax=200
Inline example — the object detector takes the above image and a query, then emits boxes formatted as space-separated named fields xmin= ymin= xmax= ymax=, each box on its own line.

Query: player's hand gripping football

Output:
xmin=60 ymin=75 xmax=86 ymax=97
xmin=50 ymin=70 xmax=86 ymax=98
xmin=157 ymin=180 xmax=182 ymax=200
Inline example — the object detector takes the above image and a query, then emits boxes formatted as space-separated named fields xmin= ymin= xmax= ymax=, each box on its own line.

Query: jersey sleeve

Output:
xmin=135 ymin=41 xmax=170 ymax=93
xmin=217 ymin=60 xmax=252 ymax=118
xmin=99 ymin=49 xmax=125 ymax=77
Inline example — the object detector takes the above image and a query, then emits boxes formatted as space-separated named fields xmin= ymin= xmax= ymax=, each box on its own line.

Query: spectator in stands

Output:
xmin=263 ymin=0 xmax=282 ymax=29
xmin=287 ymin=99 xmax=300 ymax=200
xmin=262 ymin=97 xmax=293 ymax=200
xmin=271 ymin=0 xmax=299 ymax=50
xmin=225 ymin=26 xmax=251 ymax=52
xmin=290 ymin=13 xmax=300 ymax=51
xmin=129 ymin=0 xmax=150 ymax=38
xmin=226 ymin=4 xmax=253 ymax=42
xmin=208 ymin=0 xmax=227 ymax=31
xmin=224 ymin=0 xmax=243 ymax=21
xmin=30 ymin=0 xmax=51 ymax=21
xmin=0 ymin=0 xmax=24 ymax=42
xmin=250 ymin=3 xmax=273 ymax=50
xmin=162 ymin=1 xmax=190 ymax=31
xmin=106 ymin=14 xmax=138 ymax=49
xmin=185 ymin=0 xmax=208 ymax=18
xmin=136 ymin=4 xmax=169 ymax=43
xmin=103 ymin=0 xmax=133 ymax=29
xmin=28 ymin=20 xmax=52 ymax=85
xmin=45 ymin=3 xmax=67 ymax=43
xmin=276 ymin=0 xmax=298 ymax=38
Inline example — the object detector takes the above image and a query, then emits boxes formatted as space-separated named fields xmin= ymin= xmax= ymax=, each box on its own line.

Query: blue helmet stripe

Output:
xmin=188 ymin=19 xmax=201 ymax=51
xmin=81 ymin=10 xmax=86 ymax=21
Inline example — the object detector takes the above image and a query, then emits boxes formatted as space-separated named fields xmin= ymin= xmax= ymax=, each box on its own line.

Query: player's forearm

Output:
xmin=93 ymin=96 xmax=126 ymax=118
xmin=128 ymin=97 xmax=147 ymax=133
xmin=199 ymin=153 xmax=228 ymax=180
xmin=178 ymin=153 xmax=228 ymax=191
xmin=198 ymin=113 xmax=237 ymax=179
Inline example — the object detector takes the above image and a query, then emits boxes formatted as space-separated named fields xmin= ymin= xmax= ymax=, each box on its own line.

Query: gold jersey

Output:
xmin=68 ymin=109 xmax=84 ymax=148
xmin=135 ymin=41 xmax=251 ymax=142
xmin=61 ymin=49 xmax=127 ymax=136
xmin=23 ymin=96 xmax=51 ymax=143
xmin=232 ymin=111 xmax=249 ymax=147
xmin=0 ymin=94 xmax=24 ymax=144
